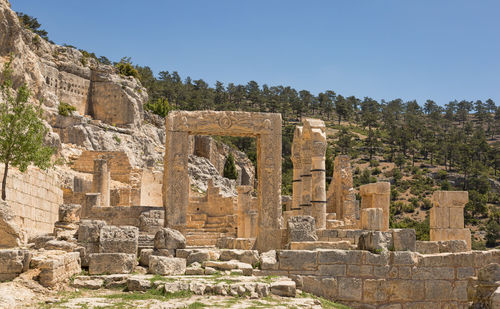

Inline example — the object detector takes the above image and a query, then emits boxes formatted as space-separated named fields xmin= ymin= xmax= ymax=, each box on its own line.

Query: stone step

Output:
xmin=187 ymin=238 xmax=218 ymax=246
xmin=205 ymin=216 xmax=227 ymax=224
xmin=326 ymin=220 xmax=344 ymax=229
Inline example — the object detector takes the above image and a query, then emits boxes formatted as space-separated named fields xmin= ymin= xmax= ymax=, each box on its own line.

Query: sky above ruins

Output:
xmin=11 ymin=0 xmax=500 ymax=106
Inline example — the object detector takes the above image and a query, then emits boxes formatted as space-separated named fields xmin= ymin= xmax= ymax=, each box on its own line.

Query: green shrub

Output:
xmin=145 ymin=97 xmax=171 ymax=117
xmin=369 ymin=159 xmax=379 ymax=167
xmin=58 ymin=102 xmax=76 ymax=116
xmin=436 ymin=169 xmax=448 ymax=180
xmin=223 ymin=153 xmax=238 ymax=180
xmin=421 ymin=198 xmax=432 ymax=210
xmin=115 ymin=57 xmax=139 ymax=78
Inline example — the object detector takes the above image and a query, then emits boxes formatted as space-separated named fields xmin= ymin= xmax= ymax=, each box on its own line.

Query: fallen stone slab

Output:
xmin=148 ymin=256 xmax=186 ymax=275
xmin=219 ymin=249 xmax=260 ymax=266
xmin=270 ymin=280 xmax=296 ymax=297
xmin=39 ymin=252 xmax=81 ymax=287
xmin=127 ymin=276 xmax=152 ymax=291
xmin=88 ymin=253 xmax=136 ymax=275
xmin=203 ymin=260 xmax=253 ymax=276
xmin=44 ymin=239 xmax=77 ymax=252
xmin=154 ymin=228 xmax=186 ymax=250
xmin=72 ymin=277 xmax=104 ymax=290
xmin=260 ymin=250 xmax=278 ymax=270
xmin=99 ymin=225 xmax=139 ymax=254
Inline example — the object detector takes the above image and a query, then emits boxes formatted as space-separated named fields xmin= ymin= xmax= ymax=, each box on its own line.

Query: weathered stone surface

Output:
xmin=127 ymin=276 xmax=152 ymax=291
xmin=148 ymin=256 xmax=186 ymax=275
xmin=392 ymin=229 xmax=416 ymax=252
xmin=0 ymin=201 xmax=25 ymax=248
xmin=138 ymin=210 xmax=164 ymax=234
xmin=287 ymin=216 xmax=318 ymax=242
xmin=468 ymin=263 xmax=500 ymax=308
xmin=72 ymin=277 xmax=104 ymax=289
xmin=88 ymin=253 xmax=136 ymax=275
xmin=31 ymin=234 xmax=56 ymax=249
xmin=270 ymin=280 xmax=296 ymax=297
xmin=58 ymin=204 xmax=81 ymax=223
xmin=185 ymin=262 xmax=204 ymax=275
xmin=260 ymin=250 xmax=279 ymax=270
xmin=203 ymin=260 xmax=253 ymax=275
xmin=0 ymin=249 xmax=30 ymax=281
xmin=187 ymin=251 xmax=211 ymax=265
xmin=360 ymin=208 xmax=384 ymax=231
xmin=338 ymin=277 xmax=362 ymax=301
xmin=154 ymin=228 xmax=186 ymax=250
xmin=279 ymin=250 xmax=317 ymax=271
xmin=39 ymin=252 xmax=81 ymax=287
xmin=77 ymin=220 xmax=106 ymax=243
xmin=289 ymin=241 xmax=352 ymax=250
xmin=360 ymin=182 xmax=391 ymax=231
xmin=219 ymin=249 xmax=259 ymax=266
xmin=44 ymin=239 xmax=77 ymax=252
xmin=99 ymin=225 xmax=138 ymax=254
xmin=358 ymin=231 xmax=393 ymax=252
xmin=139 ymin=248 xmax=153 ymax=267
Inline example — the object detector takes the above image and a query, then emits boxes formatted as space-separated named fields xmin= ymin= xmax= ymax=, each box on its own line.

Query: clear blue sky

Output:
xmin=11 ymin=0 xmax=500 ymax=106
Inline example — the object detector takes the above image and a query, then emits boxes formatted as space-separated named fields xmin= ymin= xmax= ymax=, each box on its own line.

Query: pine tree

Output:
xmin=223 ymin=153 xmax=238 ymax=180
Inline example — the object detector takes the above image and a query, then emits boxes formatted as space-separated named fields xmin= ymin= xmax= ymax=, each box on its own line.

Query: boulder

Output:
xmin=0 ymin=201 xmax=25 ymax=248
xmin=148 ymin=256 xmax=186 ymax=275
xmin=154 ymin=228 xmax=186 ymax=250
xmin=260 ymin=250 xmax=279 ymax=270
xmin=138 ymin=210 xmax=164 ymax=234
xmin=88 ymin=253 xmax=136 ymax=275
xmin=358 ymin=231 xmax=393 ymax=252
xmin=127 ymin=276 xmax=152 ymax=291
xmin=99 ymin=225 xmax=138 ymax=254
xmin=72 ymin=277 xmax=104 ymax=290
xmin=287 ymin=216 xmax=318 ymax=242
xmin=219 ymin=249 xmax=259 ymax=267
xmin=270 ymin=280 xmax=296 ymax=297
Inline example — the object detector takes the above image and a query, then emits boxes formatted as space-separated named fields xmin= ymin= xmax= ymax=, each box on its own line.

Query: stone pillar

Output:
xmin=248 ymin=210 xmax=258 ymax=238
xmin=163 ymin=130 xmax=190 ymax=232
xmin=92 ymin=159 xmax=110 ymax=207
xmin=430 ymin=191 xmax=470 ymax=250
xmin=291 ymin=126 xmax=303 ymax=212
xmin=359 ymin=182 xmax=391 ymax=231
xmin=326 ymin=155 xmax=354 ymax=219
xmin=254 ymin=120 xmax=282 ymax=252
xmin=309 ymin=121 xmax=327 ymax=230
xmin=300 ymin=126 xmax=312 ymax=216
xmin=237 ymin=185 xmax=253 ymax=238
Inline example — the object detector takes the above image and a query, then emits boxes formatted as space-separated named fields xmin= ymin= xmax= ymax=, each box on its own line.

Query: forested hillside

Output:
xmin=18 ymin=12 xmax=500 ymax=249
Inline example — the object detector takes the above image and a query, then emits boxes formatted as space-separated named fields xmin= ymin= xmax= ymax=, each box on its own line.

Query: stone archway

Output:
xmin=163 ymin=111 xmax=282 ymax=251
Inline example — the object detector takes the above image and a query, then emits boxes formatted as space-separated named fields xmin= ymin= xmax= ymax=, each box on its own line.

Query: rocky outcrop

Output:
xmin=188 ymin=155 xmax=236 ymax=196
xmin=0 ymin=201 xmax=25 ymax=248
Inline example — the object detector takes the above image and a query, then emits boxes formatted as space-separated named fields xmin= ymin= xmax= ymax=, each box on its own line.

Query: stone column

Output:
xmin=163 ymin=130 xmax=189 ymax=232
xmin=291 ymin=126 xmax=303 ymax=212
xmin=430 ymin=191 xmax=470 ymax=250
xmin=359 ymin=182 xmax=391 ymax=231
xmin=92 ymin=159 xmax=110 ymax=207
xmin=300 ymin=128 xmax=312 ymax=216
xmin=310 ymin=126 xmax=327 ymax=230
xmin=254 ymin=118 xmax=282 ymax=252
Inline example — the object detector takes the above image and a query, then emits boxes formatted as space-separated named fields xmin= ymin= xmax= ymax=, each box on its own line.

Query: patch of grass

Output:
xmin=260 ymin=275 xmax=278 ymax=284
xmin=188 ymin=302 xmax=207 ymax=308
xmin=148 ymin=274 xmax=176 ymax=283
xmin=299 ymin=292 xmax=352 ymax=309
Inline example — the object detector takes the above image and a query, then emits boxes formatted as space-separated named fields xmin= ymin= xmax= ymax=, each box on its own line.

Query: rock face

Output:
xmin=154 ymin=228 xmax=186 ymax=250
xmin=0 ymin=201 xmax=25 ymax=248
xmin=188 ymin=155 xmax=236 ymax=197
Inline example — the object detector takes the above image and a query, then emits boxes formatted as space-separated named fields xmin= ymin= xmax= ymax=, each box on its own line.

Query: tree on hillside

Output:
xmin=16 ymin=12 xmax=49 ymax=41
xmin=0 ymin=59 xmax=53 ymax=200
xmin=223 ymin=153 xmax=238 ymax=180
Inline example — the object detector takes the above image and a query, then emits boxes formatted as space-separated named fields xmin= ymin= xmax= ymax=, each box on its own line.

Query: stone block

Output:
xmin=415 ymin=241 xmax=439 ymax=254
xmin=318 ymin=249 xmax=362 ymax=265
xmin=0 ymin=249 xmax=31 ymax=281
xmin=430 ymin=206 xmax=449 ymax=228
xmin=364 ymin=279 xmax=388 ymax=302
xmin=391 ymin=228 xmax=416 ymax=252
xmin=58 ymin=204 xmax=81 ymax=223
xmin=278 ymin=250 xmax=317 ymax=271
xmin=260 ymin=250 xmax=279 ymax=270
xmin=0 ymin=201 xmax=25 ymax=248
xmin=99 ymin=225 xmax=138 ymax=254
xmin=154 ymin=228 xmax=186 ymax=250
xmin=148 ymin=256 xmax=186 ymax=275
xmin=425 ymin=280 xmax=453 ymax=300
xmin=38 ymin=252 xmax=81 ymax=287
xmin=287 ymin=216 xmax=318 ymax=242
xmin=77 ymin=220 xmax=106 ymax=243
xmin=337 ymin=277 xmax=362 ymax=301
xmin=270 ymin=280 xmax=296 ymax=297
xmin=358 ymin=231 xmax=393 ymax=252
xmin=387 ymin=279 xmax=425 ymax=301
xmin=347 ymin=264 xmax=373 ymax=277
xmin=219 ymin=249 xmax=259 ymax=266
xmin=289 ymin=241 xmax=351 ymax=250
xmin=412 ymin=267 xmax=454 ymax=280
xmin=431 ymin=191 xmax=468 ymax=208
xmin=430 ymin=228 xmax=471 ymax=251
xmin=139 ymin=248 xmax=153 ymax=267
xmin=449 ymin=207 xmax=464 ymax=228
xmin=72 ymin=277 xmax=104 ymax=290
xmin=44 ymin=240 xmax=77 ymax=252
xmin=317 ymin=264 xmax=346 ymax=276
xmin=88 ymin=253 xmax=136 ymax=275
xmin=361 ymin=208 xmax=384 ymax=230
xmin=360 ymin=182 xmax=391 ymax=195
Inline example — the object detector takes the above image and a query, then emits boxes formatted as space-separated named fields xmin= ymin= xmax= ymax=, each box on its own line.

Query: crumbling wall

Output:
xmin=82 ymin=205 xmax=163 ymax=228
xmin=0 ymin=164 xmax=62 ymax=237
xmin=71 ymin=151 xmax=132 ymax=183
xmin=260 ymin=249 xmax=500 ymax=308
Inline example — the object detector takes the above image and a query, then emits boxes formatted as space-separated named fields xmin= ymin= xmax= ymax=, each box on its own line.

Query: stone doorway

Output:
xmin=163 ymin=111 xmax=282 ymax=251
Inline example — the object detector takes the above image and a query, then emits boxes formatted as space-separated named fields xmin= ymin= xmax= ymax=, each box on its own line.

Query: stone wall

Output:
xmin=71 ymin=151 xmax=132 ymax=184
xmin=0 ymin=164 xmax=62 ymax=237
xmin=81 ymin=205 xmax=163 ymax=228
xmin=260 ymin=249 xmax=500 ymax=308
xmin=139 ymin=170 xmax=163 ymax=206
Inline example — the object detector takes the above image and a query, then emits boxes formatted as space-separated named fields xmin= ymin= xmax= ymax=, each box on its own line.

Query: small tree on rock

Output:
xmin=0 ymin=59 xmax=53 ymax=200
xmin=223 ymin=153 xmax=238 ymax=180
